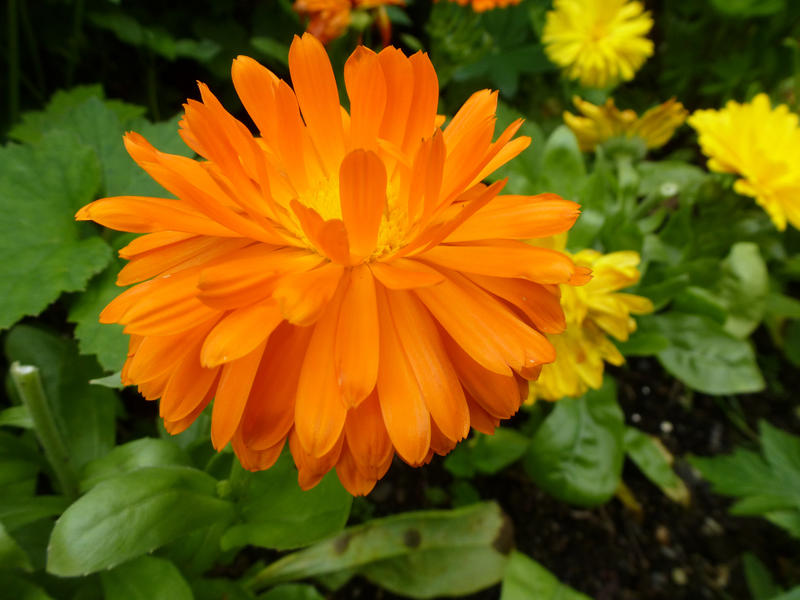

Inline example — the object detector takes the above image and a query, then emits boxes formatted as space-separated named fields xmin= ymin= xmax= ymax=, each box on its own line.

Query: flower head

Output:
xmin=542 ymin=0 xmax=654 ymax=89
xmin=565 ymin=96 xmax=687 ymax=153
xmin=76 ymin=34 xmax=589 ymax=495
xmin=295 ymin=0 xmax=404 ymax=45
xmin=445 ymin=0 xmax=522 ymax=12
xmin=531 ymin=248 xmax=652 ymax=401
xmin=689 ymin=93 xmax=800 ymax=231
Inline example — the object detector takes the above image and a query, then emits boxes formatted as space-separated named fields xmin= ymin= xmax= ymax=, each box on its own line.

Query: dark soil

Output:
xmin=332 ymin=355 xmax=800 ymax=600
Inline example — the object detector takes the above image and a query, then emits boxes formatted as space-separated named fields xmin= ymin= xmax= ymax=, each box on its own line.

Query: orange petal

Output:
xmin=344 ymin=391 xmax=394 ymax=481
xmin=467 ymin=397 xmax=500 ymax=435
xmin=375 ymin=284 xmax=431 ymax=464
xmin=344 ymin=47 xmax=387 ymax=150
xmin=201 ymin=300 xmax=284 ymax=367
xmin=339 ymin=149 xmax=387 ymax=259
xmin=294 ymin=282 xmax=348 ymax=457
xmin=76 ymin=196 xmax=238 ymax=237
xmin=118 ymin=231 xmax=196 ymax=258
xmin=467 ymin=274 xmax=566 ymax=334
xmin=445 ymin=194 xmax=581 ymax=243
xmin=273 ymin=262 xmax=344 ymax=326
xmin=118 ymin=237 xmax=251 ymax=286
xmin=163 ymin=382 xmax=215 ymax=435
xmin=288 ymin=34 xmax=345 ymax=175
xmin=444 ymin=335 xmax=521 ymax=420
xmin=160 ymin=352 xmax=221 ymax=422
xmin=336 ymin=441 xmax=378 ymax=496
xmin=419 ymin=240 xmax=577 ymax=284
xmin=210 ymin=340 xmax=268 ymax=450
xmin=387 ymin=290 xmax=470 ymax=443
xmin=401 ymin=52 xmax=439 ymax=154
xmin=289 ymin=428 xmax=345 ymax=490
xmin=232 ymin=432 xmax=285 ymax=471
xmin=335 ymin=265 xmax=379 ymax=407
xmin=239 ymin=324 xmax=313 ymax=450
xmin=376 ymin=47 xmax=413 ymax=148
xmin=231 ymin=55 xmax=281 ymax=144
xmin=369 ymin=258 xmax=444 ymax=290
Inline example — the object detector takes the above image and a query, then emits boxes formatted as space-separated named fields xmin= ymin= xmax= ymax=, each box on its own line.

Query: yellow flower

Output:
xmin=689 ymin=93 xmax=800 ymax=231
xmin=564 ymin=96 xmax=688 ymax=153
xmin=542 ymin=0 xmax=654 ymax=89
xmin=531 ymin=249 xmax=653 ymax=401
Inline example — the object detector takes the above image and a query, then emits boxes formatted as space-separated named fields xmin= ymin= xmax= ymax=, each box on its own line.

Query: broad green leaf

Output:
xmin=0 ymin=131 xmax=111 ymax=330
xmin=162 ymin=520 xmax=228 ymax=575
xmin=771 ymin=588 xmax=800 ymax=600
xmin=0 ymin=573 xmax=55 ymax=600
xmin=80 ymin=438 xmax=193 ymax=492
xmin=68 ymin=257 xmax=128 ymax=372
xmin=48 ymin=466 xmax=235 ymax=576
xmin=672 ymin=286 xmax=728 ymax=325
xmin=8 ymin=85 xmax=144 ymax=145
xmin=250 ymin=502 xmax=512 ymax=599
xmin=0 ymin=520 xmax=32 ymax=571
xmin=5 ymin=325 xmax=117 ymax=471
xmin=613 ymin=316 xmax=669 ymax=357
xmin=524 ymin=377 xmax=624 ymax=506
xmin=0 ymin=496 xmax=70 ymax=532
xmin=221 ymin=452 xmax=351 ymax=551
xmin=652 ymin=312 xmax=764 ymax=395
xmin=759 ymin=422 xmax=800 ymax=491
xmin=258 ymin=584 xmax=324 ymax=600
xmin=742 ymin=552 xmax=783 ymax=600
xmin=0 ymin=406 xmax=33 ymax=429
xmin=194 ymin=579 xmax=256 ymax=600
xmin=624 ymin=427 xmax=689 ymax=506
xmin=717 ymin=242 xmax=768 ymax=338
xmin=500 ymin=551 xmax=590 ymax=600
xmin=444 ymin=429 xmax=529 ymax=478
xmin=100 ymin=556 xmax=193 ymax=600
xmin=0 ymin=431 xmax=41 ymax=498
xmin=541 ymin=126 xmax=586 ymax=201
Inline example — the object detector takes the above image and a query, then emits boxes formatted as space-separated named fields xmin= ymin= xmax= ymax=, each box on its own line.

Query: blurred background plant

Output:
xmin=2 ymin=0 xmax=800 ymax=598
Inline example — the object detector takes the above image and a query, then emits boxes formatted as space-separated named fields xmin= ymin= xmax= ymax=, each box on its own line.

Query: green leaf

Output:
xmin=637 ymin=161 xmax=706 ymax=201
xmin=784 ymin=321 xmax=800 ymax=367
xmin=652 ymin=312 xmax=765 ymax=395
xmin=221 ymin=451 xmax=351 ymax=551
xmin=541 ymin=126 xmax=586 ymax=201
xmin=770 ymin=587 xmax=800 ymax=600
xmin=717 ymin=242 xmax=768 ymax=338
xmin=194 ymin=579 xmax=256 ymax=600
xmin=47 ymin=466 xmax=235 ymax=576
xmin=100 ymin=556 xmax=193 ymax=600
xmin=250 ymin=502 xmax=512 ymax=599
xmin=5 ymin=325 xmax=117 ymax=471
xmin=444 ymin=429 xmax=529 ymax=478
xmin=624 ymin=427 xmax=689 ymax=505
xmin=765 ymin=292 xmax=800 ymax=320
xmin=0 ymin=131 xmax=111 ymax=329
xmin=9 ymin=85 xmax=144 ymax=144
xmin=0 ymin=406 xmax=33 ymax=429
xmin=524 ymin=377 xmax=624 ymax=506
xmin=258 ymin=584 xmax=324 ymax=600
xmin=89 ymin=12 xmax=220 ymax=62
xmin=689 ymin=422 xmax=800 ymax=538
xmin=80 ymin=438 xmax=193 ymax=492
xmin=250 ymin=37 xmax=290 ymax=66
xmin=0 ymin=496 xmax=70 ymax=531
xmin=500 ymin=551 xmax=590 ymax=600
xmin=742 ymin=552 xmax=783 ymax=600
xmin=0 ymin=432 xmax=41 ymax=498
xmin=613 ymin=319 xmax=669 ymax=357
xmin=0 ymin=520 xmax=33 ymax=571
xmin=0 ymin=573 xmax=55 ymax=599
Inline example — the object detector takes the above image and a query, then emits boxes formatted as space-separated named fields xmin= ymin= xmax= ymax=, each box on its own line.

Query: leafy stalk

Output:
xmin=10 ymin=362 xmax=79 ymax=500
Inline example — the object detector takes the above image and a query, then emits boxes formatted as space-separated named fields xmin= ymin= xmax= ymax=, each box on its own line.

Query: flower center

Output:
xmin=293 ymin=175 xmax=408 ymax=261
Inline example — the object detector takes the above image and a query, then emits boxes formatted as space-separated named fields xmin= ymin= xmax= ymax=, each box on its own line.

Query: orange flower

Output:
xmin=295 ymin=0 xmax=404 ymax=45
xmin=446 ymin=0 xmax=522 ymax=11
xmin=76 ymin=34 xmax=588 ymax=495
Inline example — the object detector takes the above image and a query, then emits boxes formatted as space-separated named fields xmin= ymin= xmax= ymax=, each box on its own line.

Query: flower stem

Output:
xmin=10 ymin=363 xmax=79 ymax=500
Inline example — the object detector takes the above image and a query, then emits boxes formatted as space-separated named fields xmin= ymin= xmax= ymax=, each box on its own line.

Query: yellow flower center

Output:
xmin=293 ymin=175 xmax=408 ymax=261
